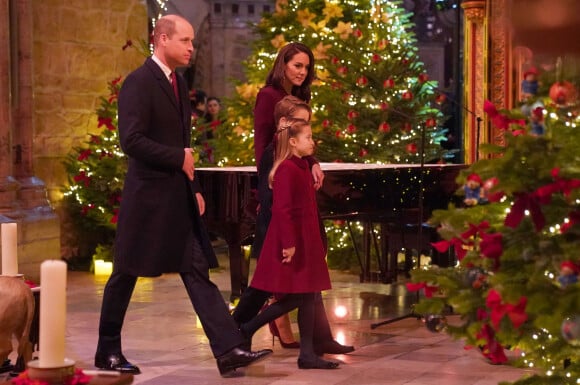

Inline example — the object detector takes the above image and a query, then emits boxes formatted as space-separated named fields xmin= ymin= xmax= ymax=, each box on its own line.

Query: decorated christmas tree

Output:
xmin=409 ymin=64 xmax=580 ymax=384
xmin=209 ymin=0 xmax=448 ymax=166
xmin=61 ymin=77 xmax=126 ymax=263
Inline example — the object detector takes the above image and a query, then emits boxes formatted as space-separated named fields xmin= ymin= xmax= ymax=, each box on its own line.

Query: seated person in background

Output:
xmin=189 ymin=88 xmax=207 ymax=122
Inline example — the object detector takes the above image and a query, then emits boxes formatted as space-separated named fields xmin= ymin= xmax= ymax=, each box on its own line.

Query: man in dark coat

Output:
xmin=94 ymin=14 xmax=271 ymax=376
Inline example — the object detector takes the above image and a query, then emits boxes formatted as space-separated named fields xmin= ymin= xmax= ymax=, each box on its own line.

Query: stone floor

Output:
xmin=3 ymin=245 xmax=533 ymax=385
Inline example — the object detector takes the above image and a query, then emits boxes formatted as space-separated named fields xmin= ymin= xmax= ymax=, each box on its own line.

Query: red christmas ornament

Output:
xmin=359 ymin=148 xmax=368 ymax=157
xmin=347 ymin=110 xmax=359 ymax=121
xmin=335 ymin=130 xmax=342 ymax=138
xmin=402 ymin=91 xmax=413 ymax=100
xmin=322 ymin=119 xmax=332 ymax=128
xmin=356 ymin=76 xmax=368 ymax=86
xmin=383 ymin=78 xmax=395 ymax=88
xmin=331 ymin=57 xmax=340 ymax=65
xmin=347 ymin=124 xmax=357 ymax=133
xmin=418 ymin=73 xmax=429 ymax=83
xmin=378 ymin=122 xmax=391 ymax=132
xmin=337 ymin=66 xmax=348 ymax=76
xmin=353 ymin=29 xmax=363 ymax=39
xmin=425 ymin=118 xmax=437 ymax=127
xmin=403 ymin=122 xmax=412 ymax=132
xmin=549 ymin=81 xmax=577 ymax=105
xmin=378 ymin=39 xmax=389 ymax=50
xmin=435 ymin=93 xmax=447 ymax=104
xmin=330 ymin=81 xmax=342 ymax=90
xmin=342 ymin=92 xmax=352 ymax=101
xmin=379 ymin=102 xmax=389 ymax=110
xmin=371 ymin=53 xmax=381 ymax=63
xmin=406 ymin=143 xmax=417 ymax=153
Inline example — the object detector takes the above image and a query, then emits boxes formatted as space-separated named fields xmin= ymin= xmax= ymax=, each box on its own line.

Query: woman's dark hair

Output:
xmin=265 ymin=42 xmax=315 ymax=102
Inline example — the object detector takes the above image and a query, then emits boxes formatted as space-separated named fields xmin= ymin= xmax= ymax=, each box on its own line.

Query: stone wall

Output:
xmin=32 ymin=0 xmax=147 ymax=202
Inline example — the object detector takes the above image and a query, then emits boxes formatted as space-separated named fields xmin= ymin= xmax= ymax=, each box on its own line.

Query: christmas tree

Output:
xmin=409 ymin=65 xmax=580 ymax=384
xmin=61 ymin=77 xmax=126 ymax=263
xmin=213 ymin=0 xmax=448 ymax=166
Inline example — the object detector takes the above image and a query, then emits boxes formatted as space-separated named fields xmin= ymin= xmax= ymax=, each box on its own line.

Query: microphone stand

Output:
xmin=426 ymin=81 xmax=483 ymax=162
xmin=370 ymin=112 xmax=427 ymax=329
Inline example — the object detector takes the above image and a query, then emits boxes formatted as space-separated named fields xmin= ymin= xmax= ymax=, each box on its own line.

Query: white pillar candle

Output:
xmin=1 ymin=222 xmax=18 ymax=276
xmin=39 ymin=260 xmax=67 ymax=367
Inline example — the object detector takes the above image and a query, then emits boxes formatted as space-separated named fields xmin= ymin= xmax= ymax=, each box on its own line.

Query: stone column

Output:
xmin=0 ymin=0 xmax=21 ymax=216
xmin=2 ymin=0 xmax=60 ymax=282
xmin=487 ymin=0 xmax=513 ymax=149
xmin=14 ymin=0 xmax=54 ymax=212
xmin=461 ymin=0 xmax=487 ymax=164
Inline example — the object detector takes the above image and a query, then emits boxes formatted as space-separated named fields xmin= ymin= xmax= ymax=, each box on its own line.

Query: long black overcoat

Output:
xmin=114 ymin=57 xmax=218 ymax=276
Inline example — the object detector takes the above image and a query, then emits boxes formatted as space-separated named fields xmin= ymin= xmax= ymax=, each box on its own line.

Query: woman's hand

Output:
xmin=282 ymin=246 xmax=295 ymax=263
xmin=311 ymin=163 xmax=325 ymax=190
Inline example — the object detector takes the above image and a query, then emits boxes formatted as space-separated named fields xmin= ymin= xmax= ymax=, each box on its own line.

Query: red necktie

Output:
xmin=170 ymin=72 xmax=179 ymax=101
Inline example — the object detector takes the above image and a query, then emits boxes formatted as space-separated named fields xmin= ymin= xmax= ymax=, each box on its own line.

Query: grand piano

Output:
xmin=197 ymin=163 xmax=465 ymax=300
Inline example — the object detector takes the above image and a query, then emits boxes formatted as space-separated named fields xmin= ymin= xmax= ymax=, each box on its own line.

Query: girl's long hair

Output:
xmin=269 ymin=118 xmax=310 ymax=187
xmin=265 ymin=42 xmax=315 ymax=103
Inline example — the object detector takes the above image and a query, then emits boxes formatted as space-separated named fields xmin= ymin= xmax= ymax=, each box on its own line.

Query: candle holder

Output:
xmin=0 ymin=273 xmax=24 ymax=279
xmin=26 ymin=358 xmax=76 ymax=385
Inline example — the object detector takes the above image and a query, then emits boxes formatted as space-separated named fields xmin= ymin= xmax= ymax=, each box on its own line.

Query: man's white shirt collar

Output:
xmin=152 ymin=55 xmax=172 ymax=82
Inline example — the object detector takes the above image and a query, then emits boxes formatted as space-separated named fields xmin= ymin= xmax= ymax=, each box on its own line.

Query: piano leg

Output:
xmin=223 ymin=224 xmax=249 ymax=302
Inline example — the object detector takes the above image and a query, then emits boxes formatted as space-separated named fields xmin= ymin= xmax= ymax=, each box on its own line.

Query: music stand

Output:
xmin=370 ymin=117 xmax=427 ymax=329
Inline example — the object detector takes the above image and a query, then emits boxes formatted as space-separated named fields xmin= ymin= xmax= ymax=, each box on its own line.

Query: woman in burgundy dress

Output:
xmin=241 ymin=118 xmax=338 ymax=369
xmin=232 ymin=70 xmax=354 ymax=355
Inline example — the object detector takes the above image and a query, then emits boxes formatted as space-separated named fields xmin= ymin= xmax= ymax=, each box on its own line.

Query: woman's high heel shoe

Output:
xmin=268 ymin=319 xmax=300 ymax=349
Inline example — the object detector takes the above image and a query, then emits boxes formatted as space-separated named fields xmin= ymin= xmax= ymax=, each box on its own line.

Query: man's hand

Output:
xmin=282 ymin=246 xmax=295 ymax=264
xmin=182 ymin=148 xmax=195 ymax=181
xmin=195 ymin=192 xmax=206 ymax=215
xmin=311 ymin=163 xmax=325 ymax=190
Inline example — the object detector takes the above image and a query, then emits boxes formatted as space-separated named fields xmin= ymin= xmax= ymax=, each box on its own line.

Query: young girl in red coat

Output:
xmin=240 ymin=117 xmax=339 ymax=370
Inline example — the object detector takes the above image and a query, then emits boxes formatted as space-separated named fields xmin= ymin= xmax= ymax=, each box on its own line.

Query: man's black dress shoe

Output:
xmin=216 ymin=347 xmax=272 ymax=376
xmin=314 ymin=340 xmax=355 ymax=356
xmin=297 ymin=358 xmax=339 ymax=369
xmin=94 ymin=353 xmax=141 ymax=374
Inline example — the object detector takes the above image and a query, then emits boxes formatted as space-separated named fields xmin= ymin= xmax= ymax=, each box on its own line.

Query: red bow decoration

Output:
xmin=479 ymin=232 xmax=503 ymax=270
xmin=486 ymin=289 xmax=528 ymax=330
xmin=483 ymin=100 xmax=526 ymax=130
xmin=431 ymin=221 xmax=492 ymax=262
xmin=535 ymin=167 xmax=580 ymax=201
xmin=432 ymin=237 xmax=470 ymax=261
xmin=560 ymin=210 xmax=580 ymax=233
xmin=97 ymin=116 xmax=116 ymax=131
xmin=406 ymin=282 xmax=438 ymax=298
xmin=504 ymin=192 xmax=546 ymax=232
xmin=460 ymin=221 xmax=490 ymax=239
xmin=476 ymin=323 xmax=508 ymax=364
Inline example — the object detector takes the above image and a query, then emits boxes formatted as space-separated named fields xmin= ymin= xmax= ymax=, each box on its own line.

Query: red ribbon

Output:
xmin=483 ymin=100 xmax=526 ymax=130
xmin=561 ymin=210 xmax=580 ymax=233
xmin=479 ymin=232 xmax=503 ymax=270
xmin=486 ymin=289 xmax=528 ymax=330
xmin=504 ymin=192 xmax=546 ymax=232
xmin=476 ymin=323 xmax=508 ymax=364
xmin=406 ymin=282 xmax=438 ymax=298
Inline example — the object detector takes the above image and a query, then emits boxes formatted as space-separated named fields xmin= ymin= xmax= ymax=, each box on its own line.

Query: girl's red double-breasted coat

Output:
xmin=250 ymin=156 xmax=331 ymax=294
